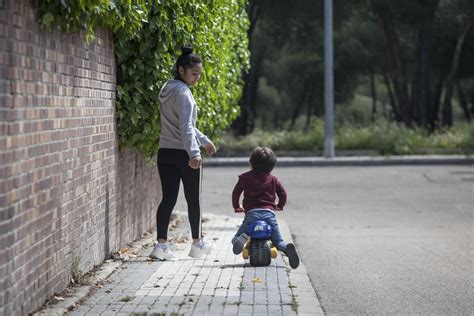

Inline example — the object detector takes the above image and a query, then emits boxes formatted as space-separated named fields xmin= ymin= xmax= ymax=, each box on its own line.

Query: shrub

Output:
xmin=220 ymin=119 xmax=473 ymax=156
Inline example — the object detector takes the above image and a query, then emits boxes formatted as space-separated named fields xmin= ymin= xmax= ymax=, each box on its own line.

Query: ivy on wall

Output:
xmin=38 ymin=0 xmax=250 ymax=159
xmin=38 ymin=0 xmax=148 ymax=41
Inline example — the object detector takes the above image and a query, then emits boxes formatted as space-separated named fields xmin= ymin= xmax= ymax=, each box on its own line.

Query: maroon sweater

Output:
xmin=232 ymin=169 xmax=287 ymax=212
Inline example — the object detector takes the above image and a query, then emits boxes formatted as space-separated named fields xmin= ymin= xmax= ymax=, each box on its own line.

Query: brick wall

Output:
xmin=0 ymin=1 xmax=160 ymax=315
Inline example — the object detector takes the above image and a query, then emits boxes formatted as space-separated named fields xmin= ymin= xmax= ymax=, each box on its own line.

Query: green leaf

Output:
xmin=42 ymin=13 xmax=54 ymax=27
xmin=40 ymin=0 xmax=249 ymax=158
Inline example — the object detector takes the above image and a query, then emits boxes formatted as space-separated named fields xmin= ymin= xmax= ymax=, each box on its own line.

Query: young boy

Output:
xmin=231 ymin=147 xmax=300 ymax=269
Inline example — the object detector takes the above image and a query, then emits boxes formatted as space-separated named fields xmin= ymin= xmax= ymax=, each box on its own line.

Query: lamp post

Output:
xmin=324 ymin=0 xmax=335 ymax=158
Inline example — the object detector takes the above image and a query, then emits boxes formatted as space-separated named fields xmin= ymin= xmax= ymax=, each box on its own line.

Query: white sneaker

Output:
xmin=150 ymin=243 xmax=176 ymax=261
xmin=188 ymin=239 xmax=213 ymax=258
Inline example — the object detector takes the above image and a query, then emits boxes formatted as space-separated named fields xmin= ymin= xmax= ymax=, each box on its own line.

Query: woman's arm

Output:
xmin=177 ymin=90 xmax=200 ymax=158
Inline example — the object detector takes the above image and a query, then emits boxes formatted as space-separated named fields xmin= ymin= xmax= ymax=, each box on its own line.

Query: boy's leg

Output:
xmin=232 ymin=217 xmax=251 ymax=255
xmin=284 ymin=243 xmax=300 ymax=269
xmin=233 ymin=210 xmax=260 ymax=241
xmin=262 ymin=212 xmax=287 ymax=251
xmin=262 ymin=211 xmax=299 ymax=269
xmin=233 ymin=218 xmax=250 ymax=239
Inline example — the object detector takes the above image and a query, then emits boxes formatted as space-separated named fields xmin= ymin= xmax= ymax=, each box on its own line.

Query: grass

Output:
xmin=119 ymin=295 xmax=135 ymax=302
xmin=70 ymin=256 xmax=91 ymax=286
xmin=218 ymin=119 xmax=474 ymax=156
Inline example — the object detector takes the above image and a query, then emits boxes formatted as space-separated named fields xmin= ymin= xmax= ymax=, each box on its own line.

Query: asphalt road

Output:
xmin=174 ymin=164 xmax=474 ymax=315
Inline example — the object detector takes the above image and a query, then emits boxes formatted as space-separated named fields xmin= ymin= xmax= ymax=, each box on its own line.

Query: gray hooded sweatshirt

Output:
xmin=158 ymin=79 xmax=211 ymax=158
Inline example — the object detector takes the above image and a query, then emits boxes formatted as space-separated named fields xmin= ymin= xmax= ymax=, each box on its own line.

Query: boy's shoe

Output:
xmin=284 ymin=243 xmax=300 ymax=269
xmin=188 ymin=239 xmax=213 ymax=258
xmin=150 ymin=243 xmax=176 ymax=261
xmin=232 ymin=233 xmax=250 ymax=255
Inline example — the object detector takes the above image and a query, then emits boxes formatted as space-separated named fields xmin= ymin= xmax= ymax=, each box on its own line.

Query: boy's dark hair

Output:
xmin=176 ymin=45 xmax=202 ymax=77
xmin=249 ymin=147 xmax=277 ymax=173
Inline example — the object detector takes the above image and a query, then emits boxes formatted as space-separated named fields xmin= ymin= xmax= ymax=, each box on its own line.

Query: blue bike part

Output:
xmin=246 ymin=220 xmax=272 ymax=239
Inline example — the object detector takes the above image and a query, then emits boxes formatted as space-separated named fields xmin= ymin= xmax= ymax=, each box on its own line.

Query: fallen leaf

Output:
xmin=251 ymin=278 xmax=262 ymax=283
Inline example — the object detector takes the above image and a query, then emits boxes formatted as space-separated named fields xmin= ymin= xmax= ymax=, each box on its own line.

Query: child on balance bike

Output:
xmin=231 ymin=147 xmax=300 ymax=269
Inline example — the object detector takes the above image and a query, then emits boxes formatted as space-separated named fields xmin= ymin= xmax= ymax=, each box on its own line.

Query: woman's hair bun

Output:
xmin=181 ymin=45 xmax=193 ymax=55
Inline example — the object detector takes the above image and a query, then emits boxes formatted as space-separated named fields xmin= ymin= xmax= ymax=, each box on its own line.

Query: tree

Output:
xmin=239 ymin=0 xmax=474 ymax=132
xmin=233 ymin=1 xmax=262 ymax=135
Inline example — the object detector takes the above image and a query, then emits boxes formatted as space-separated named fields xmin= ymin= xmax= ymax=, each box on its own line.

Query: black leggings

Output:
xmin=156 ymin=148 xmax=202 ymax=240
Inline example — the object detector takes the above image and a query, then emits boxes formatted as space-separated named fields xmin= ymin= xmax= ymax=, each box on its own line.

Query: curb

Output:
xmin=205 ymin=155 xmax=473 ymax=167
xmin=279 ymin=218 xmax=324 ymax=315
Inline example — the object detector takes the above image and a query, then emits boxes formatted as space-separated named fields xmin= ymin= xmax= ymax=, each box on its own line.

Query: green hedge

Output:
xmin=115 ymin=1 xmax=249 ymax=158
xmin=220 ymin=119 xmax=474 ymax=156
xmin=39 ymin=0 xmax=250 ymax=159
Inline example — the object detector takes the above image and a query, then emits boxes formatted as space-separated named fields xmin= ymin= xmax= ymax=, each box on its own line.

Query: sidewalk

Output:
xmin=38 ymin=212 xmax=322 ymax=316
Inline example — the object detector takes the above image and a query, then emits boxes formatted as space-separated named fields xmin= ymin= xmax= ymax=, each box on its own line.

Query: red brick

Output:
xmin=1 ymin=2 xmax=160 ymax=315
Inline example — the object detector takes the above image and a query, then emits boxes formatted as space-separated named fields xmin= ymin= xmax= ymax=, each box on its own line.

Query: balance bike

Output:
xmin=242 ymin=220 xmax=278 ymax=266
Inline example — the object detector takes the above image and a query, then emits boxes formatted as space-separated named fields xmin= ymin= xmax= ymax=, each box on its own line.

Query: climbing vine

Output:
xmin=38 ymin=0 xmax=148 ymax=41
xmin=38 ymin=0 xmax=250 ymax=159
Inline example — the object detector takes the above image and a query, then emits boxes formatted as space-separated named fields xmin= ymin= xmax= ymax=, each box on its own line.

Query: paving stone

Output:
xmin=57 ymin=212 xmax=322 ymax=315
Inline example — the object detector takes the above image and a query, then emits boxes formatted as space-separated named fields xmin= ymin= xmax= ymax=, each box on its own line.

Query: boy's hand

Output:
xmin=275 ymin=206 xmax=283 ymax=211
xmin=234 ymin=207 xmax=245 ymax=213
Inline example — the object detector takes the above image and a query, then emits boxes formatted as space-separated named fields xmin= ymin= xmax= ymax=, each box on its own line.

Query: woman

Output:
xmin=150 ymin=45 xmax=216 ymax=260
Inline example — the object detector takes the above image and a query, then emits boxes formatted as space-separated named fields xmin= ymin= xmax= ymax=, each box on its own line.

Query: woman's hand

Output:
xmin=188 ymin=155 xmax=202 ymax=169
xmin=234 ymin=207 xmax=245 ymax=213
xmin=204 ymin=142 xmax=216 ymax=155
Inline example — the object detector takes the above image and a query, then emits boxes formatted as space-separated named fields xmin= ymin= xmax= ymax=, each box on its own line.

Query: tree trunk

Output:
xmin=370 ymin=67 xmax=377 ymax=122
xmin=246 ymin=53 xmax=262 ymax=132
xmin=233 ymin=1 xmax=261 ymax=136
xmin=416 ymin=0 xmax=438 ymax=128
xmin=235 ymin=55 xmax=261 ymax=135
xmin=383 ymin=73 xmax=399 ymax=121
xmin=289 ymin=82 xmax=310 ymax=130
xmin=442 ymin=18 xmax=472 ymax=126
xmin=304 ymin=101 xmax=312 ymax=132
xmin=410 ymin=79 xmax=418 ymax=124
xmin=431 ymin=75 xmax=444 ymax=131
xmin=304 ymin=83 xmax=316 ymax=131
xmin=471 ymin=88 xmax=474 ymax=116
xmin=380 ymin=12 xmax=411 ymax=126
xmin=457 ymin=81 xmax=471 ymax=121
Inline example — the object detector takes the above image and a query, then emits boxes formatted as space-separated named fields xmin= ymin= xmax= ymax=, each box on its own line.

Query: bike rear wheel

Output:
xmin=249 ymin=239 xmax=272 ymax=267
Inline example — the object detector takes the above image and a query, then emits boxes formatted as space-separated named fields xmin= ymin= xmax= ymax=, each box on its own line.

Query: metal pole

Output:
xmin=324 ymin=0 xmax=335 ymax=158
